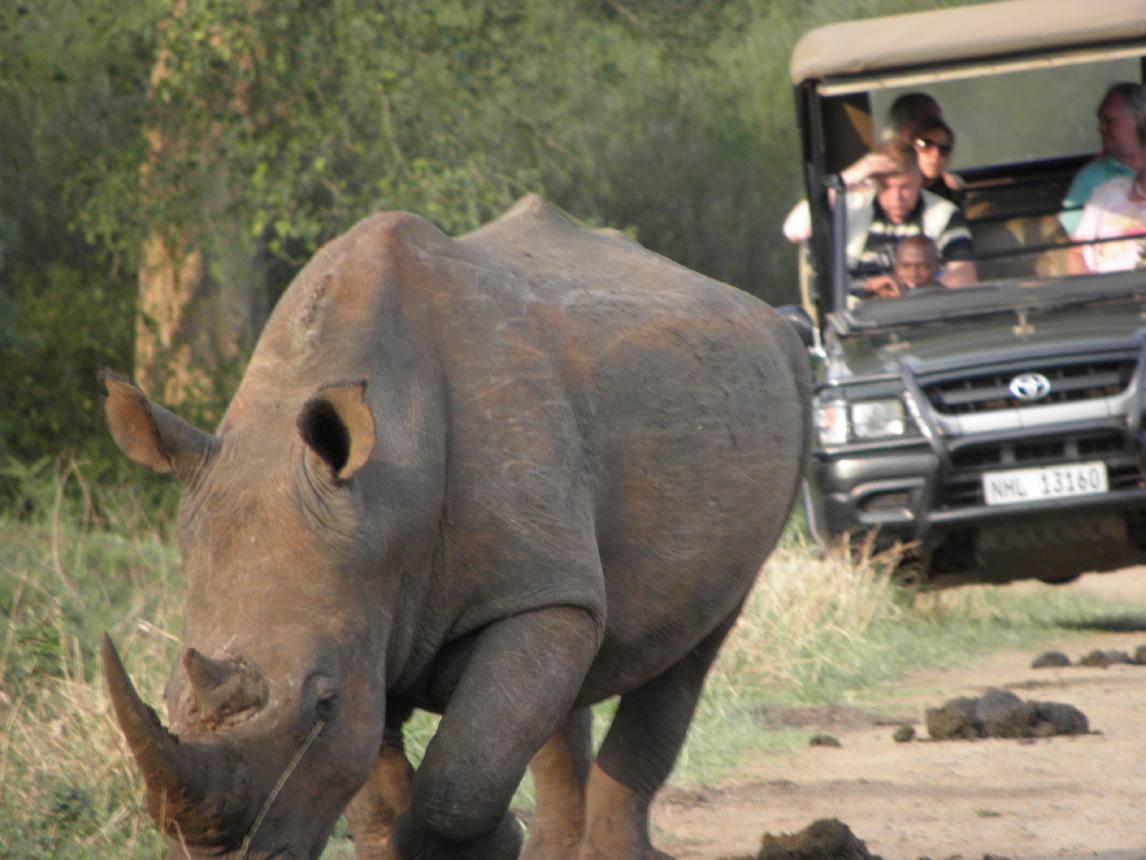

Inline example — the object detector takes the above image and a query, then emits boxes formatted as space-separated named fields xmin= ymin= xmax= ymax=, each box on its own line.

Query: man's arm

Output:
xmin=1059 ymin=159 xmax=1100 ymax=235
xmin=939 ymin=259 xmax=978 ymax=286
xmin=862 ymin=274 xmax=902 ymax=299
xmin=782 ymin=200 xmax=811 ymax=242
xmin=782 ymin=152 xmax=900 ymax=244
xmin=1066 ymin=244 xmax=1091 ymax=275
xmin=1066 ymin=195 xmax=1099 ymax=274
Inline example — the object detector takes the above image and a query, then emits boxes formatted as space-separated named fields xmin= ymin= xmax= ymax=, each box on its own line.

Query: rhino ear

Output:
xmin=298 ymin=381 xmax=375 ymax=482
xmin=102 ymin=372 xmax=215 ymax=479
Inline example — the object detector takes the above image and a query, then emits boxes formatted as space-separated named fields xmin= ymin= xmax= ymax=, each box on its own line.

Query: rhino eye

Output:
xmin=315 ymin=690 xmax=339 ymax=721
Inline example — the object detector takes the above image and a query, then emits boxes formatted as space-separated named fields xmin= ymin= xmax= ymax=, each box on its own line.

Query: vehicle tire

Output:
xmin=892 ymin=561 xmax=929 ymax=590
xmin=1038 ymin=571 xmax=1083 ymax=586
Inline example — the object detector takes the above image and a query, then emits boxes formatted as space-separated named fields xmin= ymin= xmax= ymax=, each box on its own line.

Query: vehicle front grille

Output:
xmin=922 ymin=359 xmax=1136 ymax=415
xmin=935 ymin=430 xmax=1145 ymax=509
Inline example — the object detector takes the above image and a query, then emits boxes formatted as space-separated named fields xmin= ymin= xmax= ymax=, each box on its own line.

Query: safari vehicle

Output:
xmin=785 ymin=0 xmax=1146 ymax=587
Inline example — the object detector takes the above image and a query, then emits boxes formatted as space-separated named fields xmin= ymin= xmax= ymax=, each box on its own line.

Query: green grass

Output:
xmin=2 ymin=466 xmax=1141 ymax=858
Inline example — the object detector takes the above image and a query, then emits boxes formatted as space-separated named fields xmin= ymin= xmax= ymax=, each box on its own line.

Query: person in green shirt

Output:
xmin=1060 ymin=83 xmax=1145 ymax=235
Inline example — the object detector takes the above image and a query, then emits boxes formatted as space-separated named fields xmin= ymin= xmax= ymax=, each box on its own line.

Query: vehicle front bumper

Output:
xmin=805 ymin=444 xmax=1146 ymax=582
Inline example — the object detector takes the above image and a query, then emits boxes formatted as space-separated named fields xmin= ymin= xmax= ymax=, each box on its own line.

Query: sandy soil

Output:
xmin=651 ymin=568 xmax=1146 ymax=860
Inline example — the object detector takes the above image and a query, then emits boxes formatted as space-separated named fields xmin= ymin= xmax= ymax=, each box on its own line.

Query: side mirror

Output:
xmin=776 ymin=305 xmax=816 ymax=349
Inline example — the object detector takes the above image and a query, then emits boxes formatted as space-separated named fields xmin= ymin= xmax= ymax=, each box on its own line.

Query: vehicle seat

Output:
xmin=965 ymin=177 xmax=1071 ymax=281
xmin=968 ymin=210 xmax=1070 ymax=280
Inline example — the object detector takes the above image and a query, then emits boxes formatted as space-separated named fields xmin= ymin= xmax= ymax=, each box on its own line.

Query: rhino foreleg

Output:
xmin=345 ymin=719 xmax=415 ymax=860
xmin=391 ymin=605 xmax=601 ymax=859
xmin=521 ymin=707 xmax=593 ymax=860
xmin=580 ymin=610 xmax=741 ymax=860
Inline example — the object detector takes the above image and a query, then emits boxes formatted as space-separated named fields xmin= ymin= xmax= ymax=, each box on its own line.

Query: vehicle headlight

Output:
xmin=815 ymin=397 xmax=911 ymax=445
xmin=851 ymin=399 xmax=908 ymax=440
xmin=815 ymin=400 xmax=850 ymax=446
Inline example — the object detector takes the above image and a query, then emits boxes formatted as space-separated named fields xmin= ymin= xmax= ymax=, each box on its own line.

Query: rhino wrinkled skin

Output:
xmin=102 ymin=195 xmax=810 ymax=859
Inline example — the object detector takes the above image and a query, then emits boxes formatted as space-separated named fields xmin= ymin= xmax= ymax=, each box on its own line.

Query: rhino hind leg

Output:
xmin=521 ymin=707 xmax=593 ymax=860
xmin=580 ymin=611 xmax=741 ymax=860
xmin=344 ymin=723 xmax=415 ymax=860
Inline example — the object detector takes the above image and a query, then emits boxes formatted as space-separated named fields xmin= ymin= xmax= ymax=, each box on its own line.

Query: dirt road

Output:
xmin=651 ymin=569 xmax=1146 ymax=860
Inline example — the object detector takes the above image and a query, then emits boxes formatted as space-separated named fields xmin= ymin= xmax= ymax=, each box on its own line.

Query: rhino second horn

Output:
xmin=183 ymin=647 xmax=267 ymax=727
xmin=102 ymin=634 xmax=253 ymax=845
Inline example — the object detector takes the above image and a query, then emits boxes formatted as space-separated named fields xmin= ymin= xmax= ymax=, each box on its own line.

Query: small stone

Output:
xmin=1035 ymin=700 xmax=1089 ymax=735
xmin=809 ymin=733 xmax=841 ymax=747
xmin=1133 ymin=645 xmax=1146 ymax=664
xmin=1078 ymin=649 xmax=1124 ymax=667
xmin=757 ymin=817 xmax=879 ymax=859
xmin=1078 ymin=650 xmax=1108 ymax=667
xmin=977 ymin=688 xmax=1037 ymax=738
xmin=926 ymin=696 xmax=980 ymax=740
xmin=893 ymin=725 xmax=915 ymax=743
xmin=1031 ymin=650 xmax=1070 ymax=668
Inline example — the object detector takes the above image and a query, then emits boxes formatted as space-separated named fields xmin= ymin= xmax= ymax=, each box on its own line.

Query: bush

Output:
xmin=0 ymin=261 xmax=135 ymax=466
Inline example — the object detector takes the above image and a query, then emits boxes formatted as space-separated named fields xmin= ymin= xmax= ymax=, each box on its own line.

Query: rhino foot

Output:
xmin=390 ymin=809 xmax=521 ymax=859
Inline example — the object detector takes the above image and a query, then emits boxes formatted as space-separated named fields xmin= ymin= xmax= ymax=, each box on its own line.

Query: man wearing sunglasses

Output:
xmin=910 ymin=116 xmax=965 ymax=209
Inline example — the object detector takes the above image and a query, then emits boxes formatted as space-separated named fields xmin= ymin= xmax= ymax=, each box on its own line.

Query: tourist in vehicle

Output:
xmin=863 ymin=236 xmax=944 ymax=298
xmin=1066 ymin=109 xmax=1146 ymax=275
xmin=886 ymin=91 xmax=942 ymax=139
xmin=782 ymin=140 xmax=977 ymax=286
xmin=908 ymin=116 xmax=966 ymax=209
xmin=1059 ymin=82 xmax=1146 ymax=234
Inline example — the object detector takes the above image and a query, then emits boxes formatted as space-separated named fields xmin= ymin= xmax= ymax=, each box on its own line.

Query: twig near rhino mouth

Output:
xmin=173 ymin=818 xmax=192 ymax=860
xmin=240 ymin=719 xmax=326 ymax=859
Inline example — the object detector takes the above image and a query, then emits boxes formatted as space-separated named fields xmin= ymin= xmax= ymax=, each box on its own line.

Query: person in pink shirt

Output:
xmin=1067 ymin=94 xmax=1146 ymax=275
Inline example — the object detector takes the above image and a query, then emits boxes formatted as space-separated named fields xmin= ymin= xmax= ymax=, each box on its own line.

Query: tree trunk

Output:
xmin=134 ymin=4 xmax=265 ymax=409
xmin=134 ymin=192 xmax=266 ymax=409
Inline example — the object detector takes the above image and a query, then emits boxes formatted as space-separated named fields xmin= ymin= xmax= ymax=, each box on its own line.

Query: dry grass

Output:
xmin=0 ymin=477 xmax=1124 ymax=857
xmin=713 ymin=538 xmax=901 ymax=695
xmin=0 ymin=463 xmax=179 ymax=859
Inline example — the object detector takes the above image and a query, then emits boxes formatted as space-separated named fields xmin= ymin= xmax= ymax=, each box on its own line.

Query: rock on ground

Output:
xmin=752 ymin=818 xmax=880 ymax=860
xmin=925 ymin=687 xmax=1088 ymax=740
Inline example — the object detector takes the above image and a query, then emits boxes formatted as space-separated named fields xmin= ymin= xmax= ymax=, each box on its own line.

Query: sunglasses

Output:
xmin=914 ymin=137 xmax=953 ymax=155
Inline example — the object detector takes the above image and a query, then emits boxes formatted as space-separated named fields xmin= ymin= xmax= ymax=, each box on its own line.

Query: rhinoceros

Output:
xmin=101 ymin=195 xmax=810 ymax=859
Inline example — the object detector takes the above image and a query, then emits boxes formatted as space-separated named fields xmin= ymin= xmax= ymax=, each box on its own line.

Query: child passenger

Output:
xmin=864 ymin=236 xmax=944 ymax=299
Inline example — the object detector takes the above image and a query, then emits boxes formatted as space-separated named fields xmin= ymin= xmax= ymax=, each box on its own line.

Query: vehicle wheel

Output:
xmin=892 ymin=562 xmax=929 ymax=590
xmin=1038 ymin=571 xmax=1083 ymax=586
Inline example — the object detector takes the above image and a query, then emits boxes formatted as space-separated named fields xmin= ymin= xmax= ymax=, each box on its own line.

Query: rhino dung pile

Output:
xmin=925 ymin=687 xmax=1088 ymax=740
xmin=716 ymin=818 xmax=880 ymax=860
xmin=1031 ymin=645 xmax=1146 ymax=668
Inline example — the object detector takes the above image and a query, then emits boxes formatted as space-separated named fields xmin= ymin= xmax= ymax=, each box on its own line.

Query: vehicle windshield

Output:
xmin=824 ymin=54 xmax=1146 ymax=319
xmin=870 ymin=58 xmax=1140 ymax=169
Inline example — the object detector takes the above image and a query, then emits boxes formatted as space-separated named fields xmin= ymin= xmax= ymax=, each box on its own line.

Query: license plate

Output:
xmin=982 ymin=461 xmax=1108 ymax=506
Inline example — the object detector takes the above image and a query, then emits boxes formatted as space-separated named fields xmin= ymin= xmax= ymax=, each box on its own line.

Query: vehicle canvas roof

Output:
xmin=790 ymin=0 xmax=1146 ymax=92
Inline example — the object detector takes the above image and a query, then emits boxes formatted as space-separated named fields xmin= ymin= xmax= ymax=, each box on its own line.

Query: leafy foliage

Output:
xmin=0 ymin=0 xmax=973 ymax=472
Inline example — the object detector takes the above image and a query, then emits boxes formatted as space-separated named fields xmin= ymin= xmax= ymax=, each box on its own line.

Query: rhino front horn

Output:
xmin=101 ymin=634 xmax=253 ymax=846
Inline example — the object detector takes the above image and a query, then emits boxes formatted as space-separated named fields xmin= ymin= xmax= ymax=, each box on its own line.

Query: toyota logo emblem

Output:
xmin=1008 ymin=372 xmax=1052 ymax=401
